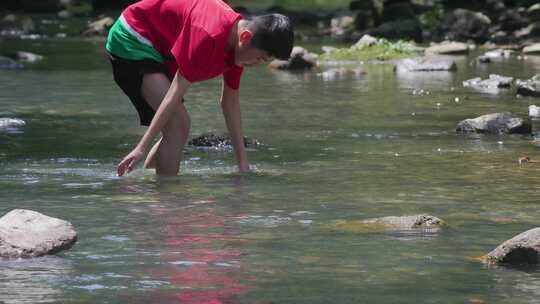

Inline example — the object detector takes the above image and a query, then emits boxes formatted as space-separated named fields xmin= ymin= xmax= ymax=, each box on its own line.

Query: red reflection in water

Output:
xmin=156 ymin=200 xmax=251 ymax=304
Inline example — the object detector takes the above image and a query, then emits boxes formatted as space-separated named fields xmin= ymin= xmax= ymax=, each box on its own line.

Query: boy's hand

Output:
xmin=117 ymin=147 xmax=146 ymax=176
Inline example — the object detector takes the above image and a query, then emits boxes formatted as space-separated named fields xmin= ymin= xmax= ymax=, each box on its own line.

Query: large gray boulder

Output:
xmin=456 ymin=112 xmax=531 ymax=134
xmin=486 ymin=228 xmax=540 ymax=264
xmin=516 ymin=74 xmax=540 ymax=97
xmin=395 ymin=56 xmax=457 ymax=72
xmin=0 ymin=209 xmax=77 ymax=258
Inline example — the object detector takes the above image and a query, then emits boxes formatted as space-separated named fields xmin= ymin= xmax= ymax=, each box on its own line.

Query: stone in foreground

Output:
xmin=456 ymin=112 xmax=531 ymax=134
xmin=0 ymin=209 xmax=77 ymax=258
xmin=395 ymin=56 xmax=456 ymax=72
xmin=486 ymin=228 xmax=540 ymax=264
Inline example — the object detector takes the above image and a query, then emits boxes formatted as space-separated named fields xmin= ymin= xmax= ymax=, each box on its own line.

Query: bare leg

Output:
xmin=140 ymin=73 xmax=191 ymax=175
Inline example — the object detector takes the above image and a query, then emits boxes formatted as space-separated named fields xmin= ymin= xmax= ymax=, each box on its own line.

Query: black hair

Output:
xmin=246 ymin=14 xmax=294 ymax=60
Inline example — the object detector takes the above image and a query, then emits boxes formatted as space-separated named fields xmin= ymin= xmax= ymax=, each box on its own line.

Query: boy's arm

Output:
xmin=117 ymin=72 xmax=191 ymax=176
xmin=220 ymin=81 xmax=250 ymax=172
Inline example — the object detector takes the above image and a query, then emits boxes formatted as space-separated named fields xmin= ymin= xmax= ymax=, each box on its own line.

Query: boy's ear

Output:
xmin=239 ymin=30 xmax=253 ymax=44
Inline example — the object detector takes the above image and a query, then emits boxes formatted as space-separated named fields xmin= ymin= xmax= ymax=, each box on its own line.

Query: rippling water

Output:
xmin=1 ymin=37 xmax=540 ymax=303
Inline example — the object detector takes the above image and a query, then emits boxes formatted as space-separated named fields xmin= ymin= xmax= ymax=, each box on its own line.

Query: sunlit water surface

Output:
xmin=1 ymin=37 xmax=540 ymax=303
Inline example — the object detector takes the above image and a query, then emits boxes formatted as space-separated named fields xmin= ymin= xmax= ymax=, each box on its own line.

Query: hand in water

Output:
xmin=117 ymin=147 xmax=146 ymax=176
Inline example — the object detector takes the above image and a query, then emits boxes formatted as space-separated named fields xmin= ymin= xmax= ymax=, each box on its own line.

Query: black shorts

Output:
xmin=108 ymin=53 xmax=183 ymax=126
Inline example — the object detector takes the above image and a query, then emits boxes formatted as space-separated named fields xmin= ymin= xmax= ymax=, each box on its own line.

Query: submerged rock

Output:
xmin=0 ymin=118 xmax=25 ymax=129
xmin=14 ymin=51 xmax=43 ymax=63
xmin=0 ymin=209 xmax=77 ymax=258
xmin=425 ymin=41 xmax=470 ymax=55
xmin=516 ymin=74 xmax=540 ymax=97
xmin=456 ymin=112 xmax=531 ymax=134
xmin=188 ymin=133 xmax=259 ymax=149
xmin=268 ymin=46 xmax=317 ymax=70
xmin=319 ymin=67 xmax=365 ymax=81
xmin=395 ymin=56 xmax=457 ymax=72
xmin=0 ymin=56 xmax=24 ymax=70
xmin=324 ymin=214 xmax=444 ymax=234
xmin=463 ymin=74 xmax=513 ymax=92
xmin=486 ymin=227 xmax=540 ymax=264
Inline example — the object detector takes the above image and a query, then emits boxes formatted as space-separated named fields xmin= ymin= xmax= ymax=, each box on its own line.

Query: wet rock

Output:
xmin=351 ymin=34 xmax=378 ymax=50
xmin=0 ymin=209 xmax=77 ymax=258
xmin=82 ymin=17 xmax=114 ymax=36
xmin=0 ymin=56 xmax=24 ymax=70
xmin=432 ymin=9 xmax=491 ymax=43
xmin=425 ymin=41 xmax=470 ymax=55
xmin=523 ymin=43 xmax=540 ymax=54
xmin=529 ymin=105 xmax=540 ymax=118
xmin=362 ymin=214 xmax=443 ymax=229
xmin=395 ymin=56 xmax=457 ymax=72
xmin=367 ymin=19 xmax=422 ymax=42
xmin=463 ymin=74 xmax=513 ymax=91
xmin=0 ymin=118 xmax=25 ymax=129
xmin=516 ymin=74 xmax=540 ymax=97
xmin=486 ymin=227 xmax=540 ymax=264
xmin=188 ymin=133 xmax=259 ymax=149
xmin=325 ymin=214 xmax=444 ymax=234
xmin=478 ymin=56 xmax=491 ymax=63
xmin=456 ymin=112 xmax=531 ymax=134
xmin=14 ymin=51 xmax=43 ymax=63
xmin=268 ymin=46 xmax=317 ymax=70
xmin=483 ymin=49 xmax=513 ymax=58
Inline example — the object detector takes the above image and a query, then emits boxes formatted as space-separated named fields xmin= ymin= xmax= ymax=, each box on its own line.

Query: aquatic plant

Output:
xmin=319 ymin=38 xmax=418 ymax=62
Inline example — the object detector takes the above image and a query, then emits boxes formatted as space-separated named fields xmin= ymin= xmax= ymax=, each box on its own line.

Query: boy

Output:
xmin=106 ymin=0 xmax=294 ymax=176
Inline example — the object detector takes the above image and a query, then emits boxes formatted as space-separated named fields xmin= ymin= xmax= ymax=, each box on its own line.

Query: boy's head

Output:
xmin=235 ymin=14 xmax=294 ymax=66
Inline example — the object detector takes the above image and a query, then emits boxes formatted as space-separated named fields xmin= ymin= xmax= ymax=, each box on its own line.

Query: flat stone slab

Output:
xmin=0 ymin=209 xmax=77 ymax=258
xmin=456 ymin=112 xmax=531 ymax=134
xmin=463 ymin=74 xmax=514 ymax=93
xmin=425 ymin=42 xmax=469 ymax=55
xmin=523 ymin=43 xmax=540 ymax=54
xmin=486 ymin=228 xmax=540 ymax=264
xmin=516 ymin=74 xmax=540 ymax=97
xmin=395 ymin=56 xmax=457 ymax=72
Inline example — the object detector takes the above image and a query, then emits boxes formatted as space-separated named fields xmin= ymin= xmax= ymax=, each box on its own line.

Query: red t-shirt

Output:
xmin=123 ymin=0 xmax=244 ymax=90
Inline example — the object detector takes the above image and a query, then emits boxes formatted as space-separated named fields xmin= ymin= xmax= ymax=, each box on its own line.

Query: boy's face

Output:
xmin=235 ymin=30 xmax=273 ymax=66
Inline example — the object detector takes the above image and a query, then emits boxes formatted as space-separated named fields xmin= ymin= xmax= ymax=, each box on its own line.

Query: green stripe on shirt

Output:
xmin=106 ymin=15 xmax=164 ymax=63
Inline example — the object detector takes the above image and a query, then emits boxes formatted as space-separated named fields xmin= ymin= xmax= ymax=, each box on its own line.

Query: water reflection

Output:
xmin=395 ymin=70 xmax=456 ymax=91
xmin=0 ymin=257 xmax=73 ymax=304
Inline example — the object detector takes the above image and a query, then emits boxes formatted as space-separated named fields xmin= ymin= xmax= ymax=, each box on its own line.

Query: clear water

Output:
xmin=2 ymin=36 xmax=540 ymax=303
